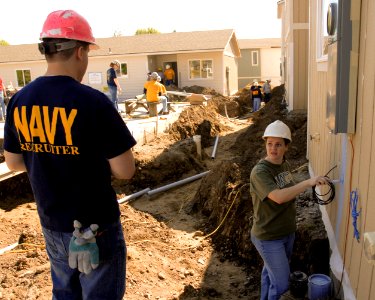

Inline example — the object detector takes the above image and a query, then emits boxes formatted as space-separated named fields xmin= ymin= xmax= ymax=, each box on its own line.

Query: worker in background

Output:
xmin=0 ymin=75 xmax=6 ymax=121
xmin=156 ymin=67 xmax=164 ymax=84
xmin=3 ymin=10 xmax=136 ymax=299
xmin=263 ymin=79 xmax=272 ymax=104
xmin=144 ymin=72 xmax=168 ymax=114
xmin=250 ymin=120 xmax=328 ymax=300
xmin=107 ymin=60 xmax=122 ymax=110
xmin=250 ymin=81 xmax=262 ymax=112
xmin=164 ymin=64 xmax=175 ymax=87
xmin=157 ymin=75 xmax=169 ymax=103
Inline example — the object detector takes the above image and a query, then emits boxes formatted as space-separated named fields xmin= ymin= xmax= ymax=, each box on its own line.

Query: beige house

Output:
xmin=0 ymin=29 xmax=241 ymax=98
xmin=278 ymin=0 xmax=309 ymax=110
xmin=237 ymin=38 xmax=282 ymax=89
xmin=279 ymin=0 xmax=375 ymax=299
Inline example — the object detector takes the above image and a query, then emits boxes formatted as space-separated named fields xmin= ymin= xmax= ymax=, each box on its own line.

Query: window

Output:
xmin=317 ymin=0 xmax=331 ymax=61
xmin=189 ymin=60 xmax=213 ymax=79
xmin=16 ymin=69 xmax=31 ymax=87
xmin=251 ymin=51 xmax=259 ymax=66
xmin=119 ymin=62 xmax=128 ymax=77
xmin=114 ymin=62 xmax=128 ymax=77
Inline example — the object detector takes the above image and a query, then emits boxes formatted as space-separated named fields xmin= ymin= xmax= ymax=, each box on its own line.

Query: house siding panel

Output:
xmin=177 ymin=52 xmax=224 ymax=94
xmin=307 ymin=0 xmax=375 ymax=299
xmin=293 ymin=29 xmax=308 ymax=109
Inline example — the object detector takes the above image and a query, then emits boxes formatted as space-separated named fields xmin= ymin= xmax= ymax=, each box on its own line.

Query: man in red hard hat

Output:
xmin=4 ymin=10 xmax=136 ymax=299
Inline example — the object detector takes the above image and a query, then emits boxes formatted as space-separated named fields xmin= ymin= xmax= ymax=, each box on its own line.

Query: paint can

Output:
xmin=308 ymin=274 xmax=332 ymax=300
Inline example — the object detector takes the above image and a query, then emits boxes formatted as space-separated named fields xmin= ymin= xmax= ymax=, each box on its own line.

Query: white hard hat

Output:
xmin=166 ymin=64 xmax=170 ymax=69
xmin=150 ymin=72 xmax=159 ymax=79
xmin=157 ymin=76 xmax=161 ymax=81
xmin=262 ymin=120 xmax=292 ymax=142
xmin=112 ymin=60 xmax=120 ymax=67
xmin=254 ymin=82 xmax=259 ymax=86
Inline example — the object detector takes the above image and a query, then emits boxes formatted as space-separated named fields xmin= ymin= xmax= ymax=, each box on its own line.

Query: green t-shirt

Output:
xmin=250 ymin=159 xmax=296 ymax=240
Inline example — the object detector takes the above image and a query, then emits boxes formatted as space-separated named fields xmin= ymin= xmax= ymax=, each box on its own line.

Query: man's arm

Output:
xmin=4 ymin=151 xmax=27 ymax=172
xmin=108 ymin=149 xmax=135 ymax=179
xmin=114 ymin=78 xmax=122 ymax=93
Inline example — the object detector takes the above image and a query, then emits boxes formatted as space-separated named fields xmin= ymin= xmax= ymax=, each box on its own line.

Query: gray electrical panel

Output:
xmin=326 ymin=0 xmax=360 ymax=134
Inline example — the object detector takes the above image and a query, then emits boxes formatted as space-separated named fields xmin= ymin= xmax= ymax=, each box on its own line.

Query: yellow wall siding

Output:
xmin=293 ymin=29 xmax=308 ymax=109
xmin=351 ymin=1 xmax=375 ymax=296
xmin=293 ymin=0 xmax=309 ymax=23
xmin=307 ymin=0 xmax=375 ymax=298
xmin=223 ymin=55 xmax=238 ymax=95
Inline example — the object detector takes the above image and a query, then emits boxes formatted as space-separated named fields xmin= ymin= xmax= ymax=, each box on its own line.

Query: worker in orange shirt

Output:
xmin=144 ymin=72 xmax=168 ymax=114
xmin=163 ymin=64 xmax=175 ymax=87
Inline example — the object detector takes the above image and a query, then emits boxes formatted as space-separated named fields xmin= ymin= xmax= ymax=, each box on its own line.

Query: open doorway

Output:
xmin=163 ymin=62 xmax=178 ymax=87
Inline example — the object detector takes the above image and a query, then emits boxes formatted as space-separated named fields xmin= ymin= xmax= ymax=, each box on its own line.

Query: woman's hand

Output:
xmin=308 ymin=176 xmax=329 ymax=187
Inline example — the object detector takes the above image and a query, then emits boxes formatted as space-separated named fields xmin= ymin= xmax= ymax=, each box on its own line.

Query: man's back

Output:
xmin=4 ymin=76 xmax=136 ymax=231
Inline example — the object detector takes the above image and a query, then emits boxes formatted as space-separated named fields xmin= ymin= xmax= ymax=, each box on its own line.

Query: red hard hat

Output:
xmin=40 ymin=10 xmax=98 ymax=49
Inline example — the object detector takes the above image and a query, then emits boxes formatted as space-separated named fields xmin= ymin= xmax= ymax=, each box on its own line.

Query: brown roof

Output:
xmin=0 ymin=29 xmax=238 ymax=63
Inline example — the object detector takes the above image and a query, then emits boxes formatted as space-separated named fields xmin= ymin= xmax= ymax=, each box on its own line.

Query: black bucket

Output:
xmin=289 ymin=271 xmax=308 ymax=298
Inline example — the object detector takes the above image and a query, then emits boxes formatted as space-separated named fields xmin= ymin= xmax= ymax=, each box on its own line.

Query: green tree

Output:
xmin=0 ymin=39 xmax=9 ymax=46
xmin=135 ymin=28 xmax=160 ymax=35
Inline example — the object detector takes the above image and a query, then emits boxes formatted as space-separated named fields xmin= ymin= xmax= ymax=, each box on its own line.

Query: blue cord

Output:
xmin=350 ymin=189 xmax=361 ymax=242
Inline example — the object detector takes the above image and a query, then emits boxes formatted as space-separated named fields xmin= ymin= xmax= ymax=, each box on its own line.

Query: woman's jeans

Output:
xmin=251 ymin=233 xmax=295 ymax=300
xmin=42 ymin=221 xmax=126 ymax=300
xmin=108 ymin=85 xmax=119 ymax=110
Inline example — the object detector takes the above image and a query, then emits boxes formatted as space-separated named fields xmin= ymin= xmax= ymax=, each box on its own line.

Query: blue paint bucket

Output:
xmin=308 ymin=274 xmax=332 ymax=300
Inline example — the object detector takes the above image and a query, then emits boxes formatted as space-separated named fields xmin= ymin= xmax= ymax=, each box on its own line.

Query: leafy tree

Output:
xmin=0 ymin=39 xmax=9 ymax=46
xmin=135 ymin=28 xmax=160 ymax=35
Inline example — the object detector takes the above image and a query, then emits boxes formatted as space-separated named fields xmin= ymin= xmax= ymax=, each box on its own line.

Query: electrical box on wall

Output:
xmin=326 ymin=0 xmax=360 ymax=134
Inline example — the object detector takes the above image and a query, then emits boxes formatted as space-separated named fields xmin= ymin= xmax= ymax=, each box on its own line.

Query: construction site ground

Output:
xmin=0 ymin=85 xmax=330 ymax=300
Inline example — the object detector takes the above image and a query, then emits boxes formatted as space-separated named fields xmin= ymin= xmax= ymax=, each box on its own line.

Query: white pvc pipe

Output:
xmin=118 ymin=188 xmax=151 ymax=204
xmin=0 ymin=242 xmax=18 ymax=255
xmin=148 ymin=171 xmax=210 ymax=196
xmin=211 ymin=135 xmax=220 ymax=159
xmin=193 ymin=135 xmax=202 ymax=159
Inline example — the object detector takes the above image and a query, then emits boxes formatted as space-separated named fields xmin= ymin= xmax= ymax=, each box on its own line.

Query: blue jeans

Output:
xmin=0 ymin=91 xmax=5 ymax=119
xmin=42 ymin=221 xmax=126 ymax=300
xmin=251 ymin=233 xmax=295 ymax=300
xmin=253 ymin=97 xmax=261 ymax=112
xmin=108 ymin=85 xmax=119 ymax=110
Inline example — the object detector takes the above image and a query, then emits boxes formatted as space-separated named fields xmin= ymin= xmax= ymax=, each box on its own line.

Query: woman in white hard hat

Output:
xmin=250 ymin=120 xmax=328 ymax=299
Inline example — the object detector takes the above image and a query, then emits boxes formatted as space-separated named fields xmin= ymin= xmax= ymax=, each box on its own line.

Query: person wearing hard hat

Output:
xmin=163 ymin=64 xmax=175 ymax=87
xmin=144 ymin=72 xmax=169 ymax=114
xmin=3 ymin=10 xmax=136 ymax=299
xmin=107 ymin=59 xmax=122 ymax=110
xmin=263 ymin=79 xmax=272 ymax=104
xmin=250 ymin=120 xmax=329 ymax=300
xmin=156 ymin=67 xmax=164 ymax=84
xmin=250 ymin=81 xmax=262 ymax=112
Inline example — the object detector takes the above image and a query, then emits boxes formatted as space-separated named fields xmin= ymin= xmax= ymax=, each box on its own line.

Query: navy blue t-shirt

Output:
xmin=4 ymin=76 xmax=136 ymax=232
xmin=106 ymin=68 xmax=117 ymax=87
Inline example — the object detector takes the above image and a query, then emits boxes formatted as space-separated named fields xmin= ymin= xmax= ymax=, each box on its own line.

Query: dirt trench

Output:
xmin=0 ymin=84 xmax=330 ymax=299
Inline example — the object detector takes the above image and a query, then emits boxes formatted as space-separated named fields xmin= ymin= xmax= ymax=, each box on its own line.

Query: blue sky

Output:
xmin=0 ymin=0 xmax=281 ymax=45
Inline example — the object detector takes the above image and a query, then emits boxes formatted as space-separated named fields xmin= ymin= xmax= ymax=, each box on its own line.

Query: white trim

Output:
xmin=316 ymin=0 xmax=330 ymax=62
xmin=251 ymin=50 xmax=259 ymax=66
